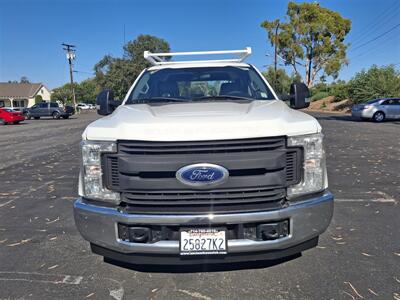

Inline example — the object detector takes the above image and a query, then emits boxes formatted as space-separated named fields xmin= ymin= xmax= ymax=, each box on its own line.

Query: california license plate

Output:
xmin=180 ymin=228 xmax=227 ymax=255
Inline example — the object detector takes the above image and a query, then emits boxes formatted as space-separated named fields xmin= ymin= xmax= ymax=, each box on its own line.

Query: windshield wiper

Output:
xmin=134 ymin=97 xmax=190 ymax=103
xmin=192 ymin=95 xmax=254 ymax=101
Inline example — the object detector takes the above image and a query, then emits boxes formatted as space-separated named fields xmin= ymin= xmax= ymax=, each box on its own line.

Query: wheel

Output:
xmin=373 ymin=111 xmax=385 ymax=122
xmin=34 ymin=117 xmax=40 ymax=120
xmin=24 ymin=112 xmax=31 ymax=120
xmin=0 ymin=118 xmax=5 ymax=125
xmin=52 ymin=111 xmax=61 ymax=119
xmin=62 ymin=115 xmax=69 ymax=119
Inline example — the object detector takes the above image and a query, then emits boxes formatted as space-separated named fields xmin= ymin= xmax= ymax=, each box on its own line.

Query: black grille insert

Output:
xmin=107 ymin=157 xmax=119 ymax=188
xmin=118 ymin=137 xmax=285 ymax=155
xmin=286 ymin=151 xmax=300 ymax=185
xmin=120 ymin=187 xmax=286 ymax=214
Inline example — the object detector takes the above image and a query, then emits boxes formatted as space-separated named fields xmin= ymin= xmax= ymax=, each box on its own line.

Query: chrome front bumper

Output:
xmin=74 ymin=191 xmax=333 ymax=256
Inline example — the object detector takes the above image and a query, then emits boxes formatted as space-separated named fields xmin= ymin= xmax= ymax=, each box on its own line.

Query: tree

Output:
xmin=76 ymin=79 xmax=98 ymax=103
xmin=262 ymin=66 xmax=292 ymax=95
xmin=51 ymin=79 xmax=98 ymax=104
xmin=20 ymin=76 xmax=30 ymax=83
xmin=347 ymin=65 xmax=400 ymax=103
xmin=261 ymin=2 xmax=351 ymax=87
xmin=94 ymin=34 xmax=170 ymax=99
xmin=34 ymin=95 xmax=43 ymax=104
xmin=51 ymin=84 xmax=73 ymax=104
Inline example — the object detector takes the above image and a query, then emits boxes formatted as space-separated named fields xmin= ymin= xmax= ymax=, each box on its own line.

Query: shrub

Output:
xmin=310 ymin=83 xmax=328 ymax=97
xmin=311 ymin=91 xmax=330 ymax=101
xmin=329 ymin=83 xmax=349 ymax=102
xmin=347 ymin=65 xmax=400 ymax=103
xmin=34 ymin=95 xmax=43 ymax=104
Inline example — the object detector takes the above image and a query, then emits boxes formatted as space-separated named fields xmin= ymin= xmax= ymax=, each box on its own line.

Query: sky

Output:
xmin=0 ymin=0 xmax=399 ymax=89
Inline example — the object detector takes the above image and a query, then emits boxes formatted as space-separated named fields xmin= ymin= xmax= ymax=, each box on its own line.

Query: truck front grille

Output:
xmin=120 ymin=187 xmax=286 ymax=214
xmin=103 ymin=137 xmax=302 ymax=214
xmin=118 ymin=137 xmax=285 ymax=155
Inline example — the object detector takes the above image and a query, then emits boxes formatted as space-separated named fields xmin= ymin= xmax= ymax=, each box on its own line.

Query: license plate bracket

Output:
xmin=179 ymin=228 xmax=227 ymax=256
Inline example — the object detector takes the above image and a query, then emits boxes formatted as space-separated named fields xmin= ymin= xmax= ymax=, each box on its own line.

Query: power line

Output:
xmin=349 ymin=29 xmax=399 ymax=61
xmin=350 ymin=23 xmax=400 ymax=52
xmin=73 ymin=70 xmax=95 ymax=75
xmin=350 ymin=0 xmax=400 ymax=47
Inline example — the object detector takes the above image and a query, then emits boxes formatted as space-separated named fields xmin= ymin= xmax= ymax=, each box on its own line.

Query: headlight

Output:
xmin=287 ymin=133 xmax=327 ymax=198
xmin=79 ymin=140 xmax=120 ymax=204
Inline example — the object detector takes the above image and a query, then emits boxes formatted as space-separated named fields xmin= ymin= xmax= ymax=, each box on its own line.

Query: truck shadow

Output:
xmin=104 ymin=253 xmax=301 ymax=273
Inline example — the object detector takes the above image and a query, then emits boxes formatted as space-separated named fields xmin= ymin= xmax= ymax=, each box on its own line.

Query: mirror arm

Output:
xmin=110 ymin=100 xmax=121 ymax=109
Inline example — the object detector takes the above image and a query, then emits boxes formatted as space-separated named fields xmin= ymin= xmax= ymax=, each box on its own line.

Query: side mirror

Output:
xmin=96 ymin=89 xmax=121 ymax=115
xmin=289 ymin=82 xmax=310 ymax=109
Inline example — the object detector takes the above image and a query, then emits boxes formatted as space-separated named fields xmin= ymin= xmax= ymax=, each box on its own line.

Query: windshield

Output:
xmin=126 ymin=66 xmax=275 ymax=104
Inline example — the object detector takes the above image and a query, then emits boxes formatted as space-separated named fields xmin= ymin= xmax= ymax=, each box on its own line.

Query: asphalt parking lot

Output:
xmin=0 ymin=111 xmax=399 ymax=300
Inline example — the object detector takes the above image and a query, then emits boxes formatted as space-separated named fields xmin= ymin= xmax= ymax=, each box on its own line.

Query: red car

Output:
xmin=0 ymin=108 xmax=25 ymax=125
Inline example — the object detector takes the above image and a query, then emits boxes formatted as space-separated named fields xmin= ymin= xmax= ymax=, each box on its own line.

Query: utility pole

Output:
xmin=307 ymin=40 xmax=313 ymax=87
xmin=274 ymin=21 xmax=280 ymax=91
xmin=62 ymin=43 xmax=77 ymax=109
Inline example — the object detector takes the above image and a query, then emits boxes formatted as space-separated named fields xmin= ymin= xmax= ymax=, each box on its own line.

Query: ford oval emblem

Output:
xmin=176 ymin=163 xmax=229 ymax=187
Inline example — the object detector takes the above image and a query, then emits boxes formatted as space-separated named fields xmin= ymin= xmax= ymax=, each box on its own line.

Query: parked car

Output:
xmin=0 ymin=108 xmax=25 ymax=125
xmin=23 ymin=102 xmax=74 ymax=119
xmin=77 ymin=103 xmax=91 ymax=110
xmin=352 ymin=98 xmax=400 ymax=122
xmin=74 ymin=47 xmax=333 ymax=266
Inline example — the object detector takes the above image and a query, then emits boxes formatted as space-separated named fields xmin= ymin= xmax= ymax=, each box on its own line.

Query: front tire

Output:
xmin=52 ymin=111 xmax=61 ymax=119
xmin=373 ymin=111 xmax=385 ymax=122
xmin=34 ymin=117 xmax=40 ymax=120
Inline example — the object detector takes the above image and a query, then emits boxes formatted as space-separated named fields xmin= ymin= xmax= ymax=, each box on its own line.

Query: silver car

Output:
xmin=352 ymin=98 xmax=400 ymax=122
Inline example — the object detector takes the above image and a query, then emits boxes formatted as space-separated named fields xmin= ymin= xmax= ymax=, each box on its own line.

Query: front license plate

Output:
xmin=180 ymin=228 xmax=227 ymax=255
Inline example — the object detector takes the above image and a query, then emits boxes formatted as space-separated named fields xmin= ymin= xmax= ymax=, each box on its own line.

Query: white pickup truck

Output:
xmin=74 ymin=48 xmax=333 ymax=265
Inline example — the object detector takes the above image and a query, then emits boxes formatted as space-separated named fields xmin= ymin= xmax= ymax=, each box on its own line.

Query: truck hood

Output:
xmin=83 ymin=100 xmax=321 ymax=141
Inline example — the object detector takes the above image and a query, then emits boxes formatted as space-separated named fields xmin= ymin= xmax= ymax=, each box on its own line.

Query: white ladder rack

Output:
xmin=143 ymin=47 xmax=252 ymax=66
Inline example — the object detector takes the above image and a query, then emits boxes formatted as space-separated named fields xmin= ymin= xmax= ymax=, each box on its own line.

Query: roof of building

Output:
xmin=0 ymin=83 xmax=45 ymax=98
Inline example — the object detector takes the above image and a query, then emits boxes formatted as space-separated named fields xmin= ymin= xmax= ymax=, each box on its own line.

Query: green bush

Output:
xmin=34 ymin=95 xmax=43 ymax=104
xmin=347 ymin=65 xmax=400 ymax=103
xmin=310 ymin=83 xmax=328 ymax=97
xmin=311 ymin=91 xmax=330 ymax=101
xmin=329 ymin=83 xmax=349 ymax=102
